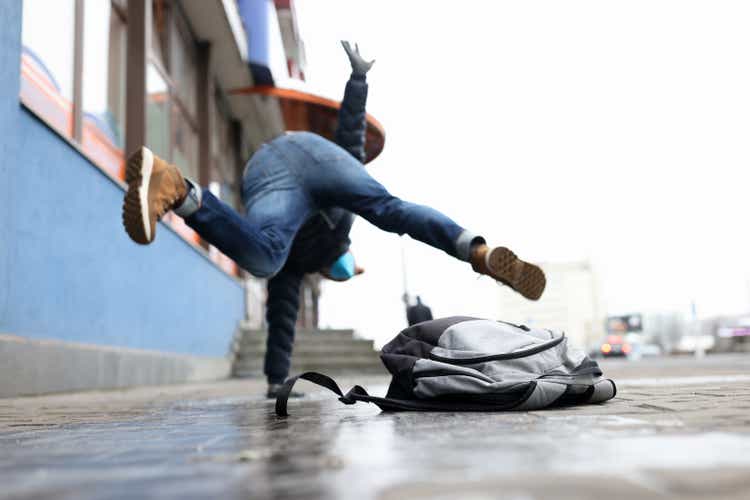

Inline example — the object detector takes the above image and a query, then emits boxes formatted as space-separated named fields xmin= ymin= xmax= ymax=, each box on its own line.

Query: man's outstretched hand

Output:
xmin=341 ymin=40 xmax=374 ymax=77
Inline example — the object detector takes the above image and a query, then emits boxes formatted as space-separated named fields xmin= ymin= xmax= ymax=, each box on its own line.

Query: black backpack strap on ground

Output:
xmin=275 ymin=371 xmax=371 ymax=417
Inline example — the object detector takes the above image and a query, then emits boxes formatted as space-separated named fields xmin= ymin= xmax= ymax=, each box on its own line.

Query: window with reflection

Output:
xmin=20 ymin=0 xmax=75 ymax=138
xmin=170 ymin=13 xmax=197 ymax=119
xmin=146 ymin=64 xmax=171 ymax=161
xmin=211 ymin=91 xmax=242 ymax=210
xmin=81 ymin=0 xmax=127 ymax=178
xmin=172 ymin=102 xmax=199 ymax=181
xmin=148 ymin=0 xmax=200 ymax=184
xmin=147 ymin=0 xmax=203 ymax=248
xmin=21 ymin=0 xmax=127 ymax=179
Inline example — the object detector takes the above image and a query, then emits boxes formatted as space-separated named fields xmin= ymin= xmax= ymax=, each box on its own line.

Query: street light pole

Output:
xmin=401 ymin=239 xmax=410 ymax=307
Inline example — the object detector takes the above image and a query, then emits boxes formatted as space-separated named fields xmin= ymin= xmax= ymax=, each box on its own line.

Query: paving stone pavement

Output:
xmin=1 ymin=355 xmax=750 ymax=499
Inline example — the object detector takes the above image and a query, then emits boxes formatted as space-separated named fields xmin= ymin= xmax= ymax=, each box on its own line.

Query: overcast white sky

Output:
xmin=293 ymin=0 xmax=750 ymax=346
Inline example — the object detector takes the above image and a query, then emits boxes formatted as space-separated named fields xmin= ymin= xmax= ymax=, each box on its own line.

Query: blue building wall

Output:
xmin=0 ymin=0 xmax=244 ymax=357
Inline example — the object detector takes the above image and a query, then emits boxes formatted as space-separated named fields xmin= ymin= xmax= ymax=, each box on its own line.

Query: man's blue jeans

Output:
xmin=185 ymin=132 xmax=481 ymax=278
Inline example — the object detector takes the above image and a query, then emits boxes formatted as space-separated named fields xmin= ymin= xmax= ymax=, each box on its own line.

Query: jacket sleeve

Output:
xmin=334 ymin=74 xmax=369 ymax=163
xmin=264 ymin=267 xmax=304 ymax=384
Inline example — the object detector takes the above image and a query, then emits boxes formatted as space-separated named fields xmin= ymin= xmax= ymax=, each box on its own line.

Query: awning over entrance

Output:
xmin=230 ymin=85 xmax=386 ymax=164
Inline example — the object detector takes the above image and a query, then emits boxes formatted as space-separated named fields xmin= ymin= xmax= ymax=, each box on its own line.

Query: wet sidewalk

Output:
xmin=2 ymin=355 xmax=750 ymax=499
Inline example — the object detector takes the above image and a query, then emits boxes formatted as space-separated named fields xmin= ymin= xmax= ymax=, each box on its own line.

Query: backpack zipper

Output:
xmin=428 ymin=334 xmax=565 ymax=365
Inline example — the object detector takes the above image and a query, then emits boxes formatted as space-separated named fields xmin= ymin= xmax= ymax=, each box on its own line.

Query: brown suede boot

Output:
xmin=122 ymin=146 xmax=187 ymax=245
xmin=470 ymin=244 xmax=546 ymax=301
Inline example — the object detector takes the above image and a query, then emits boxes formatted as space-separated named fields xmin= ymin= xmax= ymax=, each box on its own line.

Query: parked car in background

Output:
xmin=592 ymin=333 xmax=663 ymax=360
xmin=598 ymin=334 xmax=630 ymax=358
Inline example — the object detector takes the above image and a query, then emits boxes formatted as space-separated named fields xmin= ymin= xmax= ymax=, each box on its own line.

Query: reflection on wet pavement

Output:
xmin=3 ymin=362 xmax=750 ymax=499
xmin=7 ymin=356 xmax=750 ymax=500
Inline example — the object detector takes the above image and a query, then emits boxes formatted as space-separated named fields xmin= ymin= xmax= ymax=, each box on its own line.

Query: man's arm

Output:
xmin=264 ymin=267 xmax=304 ymax=384
xmin=335 ymin=41 xmax=374 ymax=163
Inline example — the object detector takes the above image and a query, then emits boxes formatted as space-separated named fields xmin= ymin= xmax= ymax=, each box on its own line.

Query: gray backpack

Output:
xmin=276 ymin=316 xmax=616 ymax=416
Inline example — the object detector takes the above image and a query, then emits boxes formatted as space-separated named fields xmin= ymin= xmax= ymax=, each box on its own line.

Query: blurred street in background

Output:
xmin=2 ymin=353 xmax=750 ymax=500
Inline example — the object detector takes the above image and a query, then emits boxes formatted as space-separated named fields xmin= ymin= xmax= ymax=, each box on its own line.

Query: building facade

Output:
xmin=0 ymin=0 xmax=384 ymax=397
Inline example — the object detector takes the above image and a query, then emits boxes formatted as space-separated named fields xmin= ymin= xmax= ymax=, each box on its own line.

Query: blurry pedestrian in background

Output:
xmin=406 ymin=296 xmax=433 ymax=326
xmin=121 ymin=42 xmax=546 ymax=398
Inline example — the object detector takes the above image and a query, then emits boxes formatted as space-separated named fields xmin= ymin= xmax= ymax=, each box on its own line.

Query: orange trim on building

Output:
xmin=230 ymin=85 xmax=386 ymax=164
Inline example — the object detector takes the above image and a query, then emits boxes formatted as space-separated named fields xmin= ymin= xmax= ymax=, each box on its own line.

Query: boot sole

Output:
xmin=487 ymin=247 xmax=546 ymax=301
xmin=122 ymin=147 xmax=154 ymax=245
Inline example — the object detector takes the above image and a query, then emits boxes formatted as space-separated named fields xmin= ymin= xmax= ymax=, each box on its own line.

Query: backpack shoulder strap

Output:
xmin=275 ymin=371 xmax=370 ymax=416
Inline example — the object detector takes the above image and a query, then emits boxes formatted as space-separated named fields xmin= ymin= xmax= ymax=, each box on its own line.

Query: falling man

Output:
xmin=121 ymin=42 xmax=546 ymax=397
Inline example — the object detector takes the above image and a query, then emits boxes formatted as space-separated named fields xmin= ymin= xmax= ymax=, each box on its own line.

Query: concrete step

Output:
xmin=233 ymin=356 xmax=386 ymax=378
xmin=239 ymin=332 xmax=372 ymax=343
xmin=240 ymin=323 xmax=354 ymax=334
xmin=236 ymin=341 xmax=376 ymax=356
xmin=234 ymin=353 xmax=384 ymax=368
xmin=233 ymin=369 xmax=384 ymax=378
xmin=235 ymin=349 xmax=382 ymax=366
xmin=237 ymin=334 xmax=376 ymax=352
xmin=232 ymin=327 xmax=382 ymax=379
xmin=232 ymin=360 xmax=263 ymax=376
xmin=233 ymin=355 xmax=381 ymax=373
xmin=239 ymin=328 xmax=360 ymax=342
